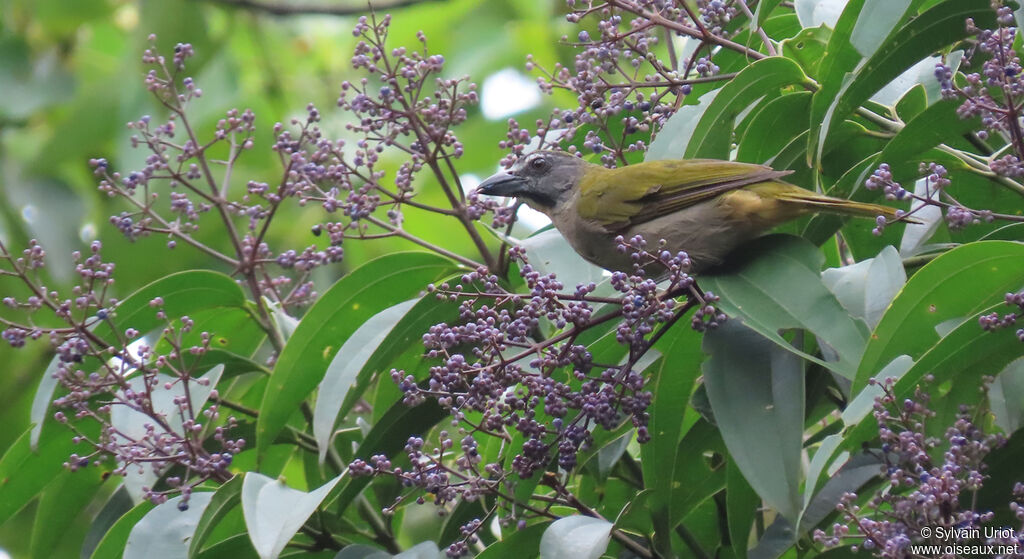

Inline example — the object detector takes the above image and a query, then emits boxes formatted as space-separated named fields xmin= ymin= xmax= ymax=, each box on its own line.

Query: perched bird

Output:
xmin=477 ymin=150 xmax=906 ymax=273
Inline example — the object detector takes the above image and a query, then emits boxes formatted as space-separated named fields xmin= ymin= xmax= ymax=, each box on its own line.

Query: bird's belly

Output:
xmin=552 ymin=201 xmax=763 ymax=273
xmin=625 ymin=202 xmax=757 ymax=271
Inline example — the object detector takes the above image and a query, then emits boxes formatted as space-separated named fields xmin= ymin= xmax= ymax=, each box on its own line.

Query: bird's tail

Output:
xmin=775 ymin=190 xmax=916 ymax=222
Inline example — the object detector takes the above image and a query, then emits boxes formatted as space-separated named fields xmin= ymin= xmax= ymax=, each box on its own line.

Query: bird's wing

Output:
xmin=577 ymin=159 xmax=793 ymax=230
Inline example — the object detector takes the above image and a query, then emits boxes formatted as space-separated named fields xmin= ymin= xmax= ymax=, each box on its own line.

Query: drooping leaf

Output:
xmin=855 ymin=241 xmax=1024 ymax=391
xmin=539 ymin=516 xmax=613 ymax=559
xmin=686 ymin=57 xmax=809 ymax=159
xmin=703 ymin=320 xmax=804 ymax=521
xmin=189 ymin=474 xmax=245 ymax=558
xmin=703 ymin=235 xmax=869 ymax=377
xmin=821 ymin=245 xmax=906 ymax=329
xmin=312 ymin=299 xmax=417 ymax=463
xmin=241 ymin=472 xmax=344 ymax=559
xmin=0 ymin=419 xmax=99 ymax=527
xmin=123 ymin=492 xmax=214 ymax=559
xmin=810 ymin=0 xmax=995 ymax=165
xmin=256 ymin=252 xmax=459 ymax=461
xmin=990 ymin=358 xmax=1024 ymax=433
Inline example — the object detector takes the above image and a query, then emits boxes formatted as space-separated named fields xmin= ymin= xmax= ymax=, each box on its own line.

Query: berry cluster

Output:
xmin=814 ymin=379 xmax=1021 ymax=557
xmin=350 ymin=240 xmax=714 ymax=555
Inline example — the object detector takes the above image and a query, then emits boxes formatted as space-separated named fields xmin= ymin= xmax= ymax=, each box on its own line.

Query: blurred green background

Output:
xmin=0 ymin=1 xmax=572 ymax=556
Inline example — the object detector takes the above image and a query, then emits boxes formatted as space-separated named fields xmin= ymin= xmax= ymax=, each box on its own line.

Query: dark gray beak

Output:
xmin=476 ymin=172 xmax=528 ymax=197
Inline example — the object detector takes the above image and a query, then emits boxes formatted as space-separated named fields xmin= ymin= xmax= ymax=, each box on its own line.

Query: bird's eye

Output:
xmin=529 ymin=156 xmax=549 ymax=172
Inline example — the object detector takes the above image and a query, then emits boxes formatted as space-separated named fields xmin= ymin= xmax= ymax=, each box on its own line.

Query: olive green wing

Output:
xmin=577 ymin=159 xmax=793 ymax=230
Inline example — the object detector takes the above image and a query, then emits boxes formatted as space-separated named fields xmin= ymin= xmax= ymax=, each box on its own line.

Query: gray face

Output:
xmin=476 ymin=151 xmax=584 ymax=209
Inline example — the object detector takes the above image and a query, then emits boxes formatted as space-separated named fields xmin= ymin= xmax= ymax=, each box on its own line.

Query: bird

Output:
xmin=476 ymin=150 xmax=907 ymax=273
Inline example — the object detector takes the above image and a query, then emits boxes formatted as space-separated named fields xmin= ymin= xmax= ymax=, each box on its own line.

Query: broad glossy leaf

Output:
xmin=755 ymin=0 xmax=785 ymax=25
xmin=476 ymin=523 xmax=548 ymax=558
xmin=313 ymin=299 xmax=417 ymax=463
xmin=854 ymin=241 xmax=1024 ymax=391
xmin=82 ymin=487 xmax=135 ymax=559
xmin=664 ymin=420 xmax=727 ymax=538
xmin=30 ymin=465 xmax=105 ymax=559
xmin=0 ymin=419 xmax=99 ymax=527
xmin=703 ymin=235 xmax=869 ymax=377
xmin=727 ymin=459 xmax=760 ymax=559
xmin=821 ymin=245 xmax=905 ymax=329
xmin=90 ymin=500 xmax=155 ymax=559
xmin=781 ymin=26 xmax=831 ymax=76
xmin=646 ymin=89 xmax=720 ymax=162
xmin=189 ymin=474 xmax=244 ymax=557
xmin=990 ymin=358 xmax=1024 ymax=433
xmin=123 ymin=492 xmax=214 ymax=559
xmin=539 ymin=516 xmax=612 ymax=559
xmin=194 ymin=534 xmax=259 ymax=559
xmin=811 ymin=0 xmax=995 ymax=164
xmin=794 ymin=0 xmax=846 ymax=28
xmin=898 ymin=178 xmax=944 ymax=257
xmin=686 ymin=57 xmax=809 ymax=159
xmin=241 ymin=472 xmax=344 ymax=559
xmin=841 ymin=355 xmax=914 ymax=428
xmin=797 ymin=453 xmax=882 ymax=533
xmin=736 ymin=92 xmax=813 ymax=165
xmin=703 ymin=320 xmax=804 ymax=521
xmin=640 ymin=324 xmax=703 ymax=521
xmin=256 ymin=252 xmax=459 ymax=461
xmin=845 ymin=302 xmax=1022 ymax=452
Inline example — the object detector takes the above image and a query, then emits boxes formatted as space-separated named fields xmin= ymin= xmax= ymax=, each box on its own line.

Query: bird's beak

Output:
xmin=476 ymin=172 xmax=528 ymax=198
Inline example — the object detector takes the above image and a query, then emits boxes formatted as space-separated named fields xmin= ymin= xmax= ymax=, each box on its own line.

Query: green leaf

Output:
xmin=539 ymin=516 xmax=612 ymax=559
xmin=640 ymin=325 xmax=703 ymax=522
xmin=30 ymin=270 xmax=248 ymax=449
xmin=990 ymin=358 xmax=1024 ymax=433
xmin=727 ymin=460 xmax=759 ymax=559
xmin=669 ymin=420 xmax=727 ymax=525
xmin=821 ymin=245 xmax=906 ymax=330
xmin=854 ymin=241 xmax=1024 ymax=391
xmin=476 ymin=522 xmax=549 ymax=558
xmin=810 ymin=0 xmax=995 ymax=165
xmin=781 ymin=26 xmax=831 ymax=76
xmin=737 ymin=92 xmax=813 ymax=165
xmin=189 ymin=474 xmax=244 ymax=558
xmin=755 ymin=0 xmax=785 ymax=25
xmin=257 ymin=252 xmax=459 ymax=461
xmin=312 ymin=299 xmax=417 ymax=463
xmin=90 ymin=500 xmax=155 ymax=559
xmin=0 ymin=419 xmax=100 ymax=527
xmin=82 ymin=487 xmax=135 ymax=559
xmin=30 ymin=465 xmax=105 ymax=559
xmin=194 ymin=534 xmax=259 ymax=559
xmin=124 ymin=492 xmax=215 ymax=559
xmin=845 ymin=302 xmax=1023 ymax=452
xmin=703 ymin=235 xmax=869 ymax=377
xmin=646 ymin=89 xmax=721 ymax=161
xmin=797 ymin=453 xmax=882 ymax=533
xmin=241 ymin=472 xmax=344 ymax=559
xmin=703 ymin=320 xmax=804 ymax=521
xmin=686 ymin=57 xmax=809 ymax=159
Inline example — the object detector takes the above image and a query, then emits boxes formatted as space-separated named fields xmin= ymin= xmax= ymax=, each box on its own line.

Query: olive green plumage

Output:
xmin=477 ymin=151 xmax=904 ymax=272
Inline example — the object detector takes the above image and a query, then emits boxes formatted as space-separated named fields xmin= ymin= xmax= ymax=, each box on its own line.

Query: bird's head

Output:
xmin=476 ymin=151 xmax=588 ymax=212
